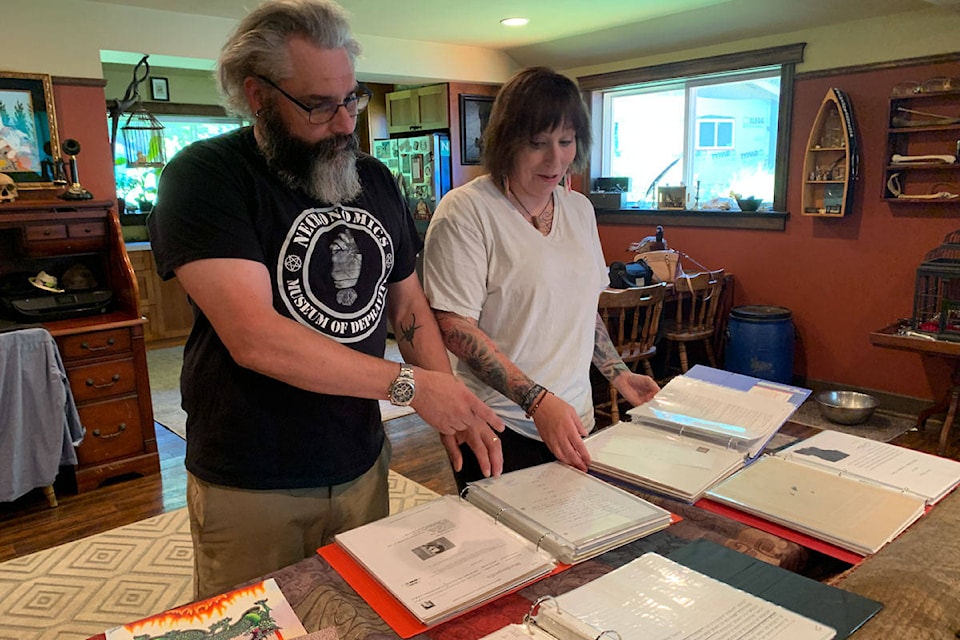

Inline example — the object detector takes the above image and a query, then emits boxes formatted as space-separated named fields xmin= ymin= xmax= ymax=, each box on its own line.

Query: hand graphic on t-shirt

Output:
xmin=330 ymin=229 xmax=362 ymax=305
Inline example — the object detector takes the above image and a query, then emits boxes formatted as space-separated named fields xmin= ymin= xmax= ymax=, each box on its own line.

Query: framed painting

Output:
xmin=0 ymin=71 xmax=61 ymax=189
xmin=459 ymin=94 xmax=494 ymax=165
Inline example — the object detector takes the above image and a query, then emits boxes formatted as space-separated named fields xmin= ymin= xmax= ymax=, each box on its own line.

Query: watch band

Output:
xmin=388 ymin=364 xmax=416 ymax=406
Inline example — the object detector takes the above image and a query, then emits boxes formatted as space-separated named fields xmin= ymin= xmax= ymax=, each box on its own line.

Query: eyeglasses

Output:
xmin=257 ymin=75 xmax=371 ymax=125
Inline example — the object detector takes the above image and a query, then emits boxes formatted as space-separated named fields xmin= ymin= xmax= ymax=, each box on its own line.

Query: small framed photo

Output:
xmin=459 ymin=94 xmax=494 ymax=165
xmin=150 ymin=77 xmax=170 ymax=102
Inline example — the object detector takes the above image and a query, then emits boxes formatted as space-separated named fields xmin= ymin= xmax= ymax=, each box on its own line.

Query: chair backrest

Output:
xmin=670 ymin=270 xmax=725 ymax=336
xmin=598 ymin=283 xmax=667 ymax=364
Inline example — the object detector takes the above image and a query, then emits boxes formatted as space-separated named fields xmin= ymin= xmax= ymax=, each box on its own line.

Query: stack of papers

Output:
xmin=465 ymin=461 xmax=672 ymax=564
xmin=332 ymin=495 xmax=555 ymax=627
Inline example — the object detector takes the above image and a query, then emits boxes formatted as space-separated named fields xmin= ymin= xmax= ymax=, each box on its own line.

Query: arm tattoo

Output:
xmin=593 ymin=314 xmax=630 ymax=381
xmin=435 ymin=311 xmax=540 ymax=407
xmin=398 ymin=314 xmax=422 ymax=348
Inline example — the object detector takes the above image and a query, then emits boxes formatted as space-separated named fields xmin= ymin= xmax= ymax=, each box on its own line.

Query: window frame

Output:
xmin=579 ymin=43 xmax=804 ymax=223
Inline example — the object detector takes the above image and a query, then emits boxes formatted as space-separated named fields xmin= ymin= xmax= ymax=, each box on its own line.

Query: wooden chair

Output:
xmin=595 ymin=283 xmax=667 ymax=423
xmin=661 ymin=269 xmax=726 ymax=375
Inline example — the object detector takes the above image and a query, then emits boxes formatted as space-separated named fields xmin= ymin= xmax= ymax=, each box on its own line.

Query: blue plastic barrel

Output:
xmin=724 ymin=305 xmax=794 ymax=384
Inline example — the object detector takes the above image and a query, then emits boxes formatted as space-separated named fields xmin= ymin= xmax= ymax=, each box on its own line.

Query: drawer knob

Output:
xmin=86 ymin=373 xmax=120 ymax=388
xmin=81 ymin=337 xmax=116 ymax=351
xmin=93 ymin=423 xmax=127 ymax=439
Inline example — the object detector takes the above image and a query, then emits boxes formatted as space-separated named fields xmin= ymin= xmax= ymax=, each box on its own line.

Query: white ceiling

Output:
xmin=91 ymin=0 xmax=943 ymax=72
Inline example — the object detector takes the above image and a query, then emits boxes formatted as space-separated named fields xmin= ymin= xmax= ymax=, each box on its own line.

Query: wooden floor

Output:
xmin=0 ymin=413 xmax=456 ymax=563
xmin=1 ymin=406 xmax=956 ymax=565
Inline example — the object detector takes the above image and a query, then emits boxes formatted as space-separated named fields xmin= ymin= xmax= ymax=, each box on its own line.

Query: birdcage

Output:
xmin=913 ymin=230 xmax=960 ymax=341
xmin=121 ymin=106 xmax=166 ymax=168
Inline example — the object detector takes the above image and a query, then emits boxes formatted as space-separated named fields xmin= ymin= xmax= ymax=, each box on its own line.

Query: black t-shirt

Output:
xmin=147 ymin=127 xmax=421 ymax=489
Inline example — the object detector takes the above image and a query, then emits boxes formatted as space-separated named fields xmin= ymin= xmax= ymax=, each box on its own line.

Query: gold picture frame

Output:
xmin=0 ymin=71 xmax=61 ymax=189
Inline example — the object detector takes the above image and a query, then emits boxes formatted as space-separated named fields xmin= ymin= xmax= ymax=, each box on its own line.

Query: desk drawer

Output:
xmin=68 ymin=221 xmax=106 ymax=239
xmin=58 ymin=328 xmax=132 ymax=361
xmin=67 ymin=357 xmax=137 ymax=402
xmin=75 ymin=397 xmax=144 ymax=464
xmin=24 ymin=224 xmax=68 ymax=241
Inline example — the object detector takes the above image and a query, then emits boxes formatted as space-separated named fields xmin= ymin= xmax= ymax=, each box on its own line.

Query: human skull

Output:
xmin=0 ymin=173 xmax=17 ymax=202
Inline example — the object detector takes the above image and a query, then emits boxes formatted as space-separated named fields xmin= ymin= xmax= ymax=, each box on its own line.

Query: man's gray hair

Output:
xmin=217 ymin=0 xmax=361 ymax=117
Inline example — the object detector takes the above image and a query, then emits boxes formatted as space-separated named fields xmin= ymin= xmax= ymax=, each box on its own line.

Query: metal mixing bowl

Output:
xmin=815 ymin=390 xmax=879 ymax=425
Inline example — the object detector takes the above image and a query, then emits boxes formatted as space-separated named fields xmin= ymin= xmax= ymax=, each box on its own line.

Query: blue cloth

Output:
xmin=0 ymin=328 xmax=84 ymax=502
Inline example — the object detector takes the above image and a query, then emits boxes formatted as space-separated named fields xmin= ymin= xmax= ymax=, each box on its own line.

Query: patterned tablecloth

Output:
xmin=267 ymin=499 xmax=813 ymax=640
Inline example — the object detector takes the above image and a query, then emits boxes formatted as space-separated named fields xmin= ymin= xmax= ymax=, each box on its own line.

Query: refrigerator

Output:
xmin=372 ymin=133 xmax=452 ymax=238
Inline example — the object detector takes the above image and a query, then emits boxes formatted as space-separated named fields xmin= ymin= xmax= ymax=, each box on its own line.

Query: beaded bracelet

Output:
xmin=525 ymin=389 xmax=550 ymax=419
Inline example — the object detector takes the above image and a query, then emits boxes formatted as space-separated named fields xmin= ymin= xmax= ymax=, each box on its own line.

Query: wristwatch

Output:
xmin=388 ymin=364 xmax=416 ymax=406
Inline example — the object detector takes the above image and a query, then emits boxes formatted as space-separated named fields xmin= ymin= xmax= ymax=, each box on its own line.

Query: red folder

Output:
xmin=317 ymin=543 xmax=569 ymax=639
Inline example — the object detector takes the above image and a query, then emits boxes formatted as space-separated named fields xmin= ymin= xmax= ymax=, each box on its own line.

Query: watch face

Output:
xmin=391 ymin=381 xmax=415 ymax=406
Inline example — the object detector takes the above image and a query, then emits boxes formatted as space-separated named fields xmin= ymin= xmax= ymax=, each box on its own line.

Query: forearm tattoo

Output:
xmin=398 ymin=314 xmax=422 ymax=348
xmin=593 ymin=315 xmax=630 ymax=381
xmin=436 ymin=312 xmax=539 ymax=407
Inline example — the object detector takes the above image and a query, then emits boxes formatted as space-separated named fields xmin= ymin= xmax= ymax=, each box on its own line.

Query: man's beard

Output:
xmin=258 ymin=103 xmax=362 ymax=204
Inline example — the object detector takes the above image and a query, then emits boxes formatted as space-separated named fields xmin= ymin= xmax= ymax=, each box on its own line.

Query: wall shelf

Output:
xmin=801 ymin=88 xmax=860 ymax=217
xmin=883 ymin=88 xmax=960 ymax=203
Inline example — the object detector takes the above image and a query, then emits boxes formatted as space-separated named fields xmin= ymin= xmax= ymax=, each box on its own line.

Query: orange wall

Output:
xmin=598 ymin=58 xmax=960 ymax=402
xmin=51 ymin=80 xmax=115 ymax=204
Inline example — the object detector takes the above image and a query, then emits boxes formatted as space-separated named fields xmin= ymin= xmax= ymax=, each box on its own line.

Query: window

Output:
xmin=580 ymin=44 xmax=803 ymax=213
xmin=113 ymin=113 xmax=245 ymax=212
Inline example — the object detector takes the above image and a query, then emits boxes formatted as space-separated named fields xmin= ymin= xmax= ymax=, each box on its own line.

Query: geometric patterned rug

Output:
xmin=0 ymin=471 xmax=438 ymax=640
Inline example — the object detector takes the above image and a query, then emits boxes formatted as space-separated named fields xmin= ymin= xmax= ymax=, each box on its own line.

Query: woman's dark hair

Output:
xmin=482 ymin=67 xmax=592 ymax=188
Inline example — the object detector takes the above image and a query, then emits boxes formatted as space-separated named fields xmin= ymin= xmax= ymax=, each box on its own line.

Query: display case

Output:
xmin=801 ymin=88 xmax=860 ymax=217
xmin=882 ymin=87 xmax=960 ymax=204
xmin=0 ymin=199 xmax=159 ymax=492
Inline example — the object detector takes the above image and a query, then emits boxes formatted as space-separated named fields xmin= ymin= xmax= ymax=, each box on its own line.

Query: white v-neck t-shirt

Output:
xmin=423 ymin=176 xmax=609 ymax=439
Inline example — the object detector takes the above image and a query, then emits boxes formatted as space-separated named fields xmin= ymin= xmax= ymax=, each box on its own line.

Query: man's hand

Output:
xmin=612 ymin=371 xmax=660 ymax=407
xmin=411 ymin=368 xmax=505 ymax=478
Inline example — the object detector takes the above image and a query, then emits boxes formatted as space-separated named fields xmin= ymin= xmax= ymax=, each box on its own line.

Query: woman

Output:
xmin=422 ymin=67 xmax=659 ymax=490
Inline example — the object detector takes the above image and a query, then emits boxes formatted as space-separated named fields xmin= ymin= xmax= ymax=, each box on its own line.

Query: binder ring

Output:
xmin=494 ymin=505 xmax=508 ymax=524
xmin=459 ymin=486 xmax=470 ymax=500
xmin=595 ymin=631 xmax=622 ymax=640
xmin=524 ymin=594 xmax=559 ymax=626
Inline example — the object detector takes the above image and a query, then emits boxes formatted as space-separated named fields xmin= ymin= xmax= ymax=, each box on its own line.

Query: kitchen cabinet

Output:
xmin=0 ymin=199 xmax=159 ymax=492
xmin=882 ymin=87 xmax=960 ymax=204
xmin=386 ymin=84 xmax=449 ymax=134
xmin=127 ymin=246 xmax=193 ymax=347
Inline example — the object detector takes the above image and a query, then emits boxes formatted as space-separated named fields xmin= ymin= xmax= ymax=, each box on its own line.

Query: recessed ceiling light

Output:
xmin=500 ymin=17 xmax=529 ymax=27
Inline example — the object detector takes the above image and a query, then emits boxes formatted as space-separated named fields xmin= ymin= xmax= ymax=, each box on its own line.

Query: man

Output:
xmin=147 ymin=0 xmax=504 ymax=600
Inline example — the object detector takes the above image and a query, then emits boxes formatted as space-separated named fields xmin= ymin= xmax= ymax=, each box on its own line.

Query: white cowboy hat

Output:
xmin=28 ymin=270 xmax=65 ymax=293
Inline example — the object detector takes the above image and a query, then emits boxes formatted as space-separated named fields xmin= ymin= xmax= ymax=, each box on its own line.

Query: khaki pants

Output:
xmin=187 ymin=439 xmax=391 ymax=600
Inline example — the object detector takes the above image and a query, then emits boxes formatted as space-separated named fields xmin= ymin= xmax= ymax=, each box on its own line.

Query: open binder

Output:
xmin=705 ymin=455 xmax=927 ymax=556
xmin=703 ymin=430 xmax=960 ymax=556
xmin=323 ymin=464 xmax=674 ymax=637
xmin=479 ymin=552 xmax=836 ymax=640
xmin=586 ymin=366 xmax=809 ymax=502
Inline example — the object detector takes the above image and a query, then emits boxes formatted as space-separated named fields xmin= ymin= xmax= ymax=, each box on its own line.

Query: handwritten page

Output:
xmin=777 ymin=430 xmax=960 ymax=504
xmin=334 ymin=495 xmax=554 ymax=625
xmin=535 ymin=553 xmax=835 ymax=640
xmin=466 ymin=462 xmax=671 ymax=563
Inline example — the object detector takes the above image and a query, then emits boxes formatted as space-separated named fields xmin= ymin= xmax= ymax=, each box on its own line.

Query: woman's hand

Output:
xmin=612 ymin=371 xmax=660 ymax=407
xmin=531 ymin=393 xmax=591 ymax=471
